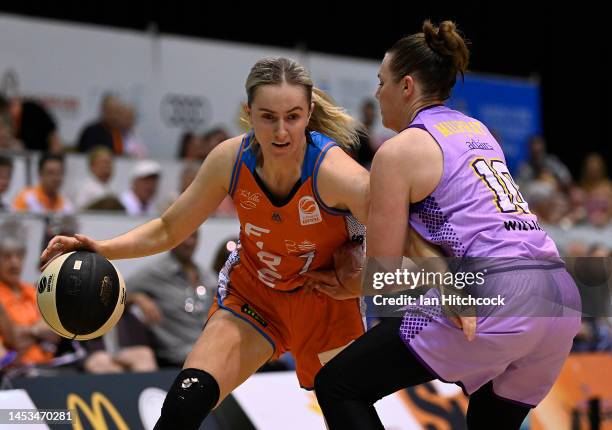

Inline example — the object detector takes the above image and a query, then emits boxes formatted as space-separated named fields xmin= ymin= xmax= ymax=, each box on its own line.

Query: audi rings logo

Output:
xmin=160 ymin=93 xmax=212 ymax=129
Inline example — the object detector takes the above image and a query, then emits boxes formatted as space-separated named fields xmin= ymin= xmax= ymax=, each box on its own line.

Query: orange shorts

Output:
xmin=208 ymin=266 xmax=365 ymax=389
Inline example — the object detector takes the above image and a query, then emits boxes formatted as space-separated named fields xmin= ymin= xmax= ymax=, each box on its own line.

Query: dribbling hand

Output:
xmin=40 ymin=234 xmax=100 ymax=270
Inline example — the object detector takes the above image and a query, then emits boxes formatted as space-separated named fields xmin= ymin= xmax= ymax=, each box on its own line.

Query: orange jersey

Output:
xmin=209 ymin=131 xmax=366 ymax=388
xmin=226 ymin=131 xmax=364 ymax=292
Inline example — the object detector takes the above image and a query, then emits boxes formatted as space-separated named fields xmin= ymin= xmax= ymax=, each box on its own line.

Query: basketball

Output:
xmin=36 ymin=251 xmax=126 ymax=340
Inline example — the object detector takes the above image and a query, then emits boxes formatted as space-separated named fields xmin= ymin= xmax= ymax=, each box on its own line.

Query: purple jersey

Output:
xmin=408 ymin=105 xmax=559 ymax=258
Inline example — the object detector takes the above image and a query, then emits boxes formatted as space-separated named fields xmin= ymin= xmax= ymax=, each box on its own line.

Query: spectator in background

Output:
xmin=119 ymin=160 xmax=161 ymax=216
xmin=0 ymin=221 xmax=60 ymax=366
xmin=579 ymin=153 xmax=612 ymax=228
xmin=77 ymin=93 xmax=124 ymax=155
xmin=158 ymin=161 xmax=200 ymax=213
xmin=0 ymin=97 xmax=24 ymax=153
xmin=41 ymin=214 xmax=79 ymax=257
xmin=355 ymin=99 xmax=377 ymax=168
xmin=585 ymin=184 xmax=611 ymax=228
xmin=119 ymin=104 xmax=148 ymax=158
xmin=82 ymin=310 xmax=158 ymax=374
xmin=13 ymin=154 xmax=73 ymax=214
xmin=177 ymin=132 xmax=206 ymax=161
xmin=199 ymin=128 xmax=238 ymax=217
xmin=524 ymin=181 xmax=569 ymax=225
xmin=127 ymin=231 xmax=217 ymax=367
xmin=517 ymin=135 xmax=573 ymax=191
xmin=580 ymin=153 xmax=612 ymax=193
xmin=73 ymin=146 xmax=118 ymax=210
xmin=202 ymin=126 xmax=230 ymax=160
xmin=0 ymin=94 xmax=62 ymax=154
xmin=0 ymin=156 xmax=13 ymax=211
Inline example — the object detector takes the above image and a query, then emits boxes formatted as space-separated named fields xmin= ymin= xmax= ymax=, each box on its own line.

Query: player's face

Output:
xmin=248 ymin=83 xmax=313 ymax=160
xmin=375 ymin=53 xmax=407 ymax=132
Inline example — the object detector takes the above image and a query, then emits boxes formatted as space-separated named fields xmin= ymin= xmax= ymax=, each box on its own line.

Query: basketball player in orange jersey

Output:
xmin=41 ymin=57 xmax=428 ymax=430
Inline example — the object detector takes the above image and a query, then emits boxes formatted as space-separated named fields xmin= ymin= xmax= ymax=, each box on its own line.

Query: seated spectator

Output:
xmin=356 ymin=99 xmax=377 ymax=168
xmin=0 ymin=221 xmax=60 ymax=366
xmin=580 ymin=152 xmax=612 ymax=193
xmin=202 ymin=126 xmax=230 ymax=160
xmin=0 ymin=98 xmax=24 ymax=152
xmin=177 ymin=131 xmax=206 ymax=161
xmin=12 ymin=153 xmax=74 ymax=214
xmin=0 ymin=93 xmax=62 ymax=154
xmin=524 ymin=181 xmax=569 ymax=224
xmin=0 ymin=155 xmax=13 ymax=211
xmin=158 ymin=161 xmax=200 ymax=213
xmin=85 ymin=196 xmax=125 ymax=212
xmin=120 ymin=104 xmax=148 ymax=158
xmin=585 ymin=184 xmax=612 ymax=228
xmin=82 ymin=310 xmax=158 ymax=374
xmin=73 ymin=146 xmax=118 ymax=210
xmin=127 ymin=231 xmax=217 ymax=367
xmin=76 ymin=93 xmax=124 ymax=155
xmin=119 ymin=160 xmax=161 ymax=216
xmin=517 ymin=135 xmax=573 ymax=191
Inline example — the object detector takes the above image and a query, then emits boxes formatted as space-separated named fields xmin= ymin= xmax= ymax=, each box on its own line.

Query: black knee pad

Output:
xmin=154 ymin=368 xmax=220 ymax=430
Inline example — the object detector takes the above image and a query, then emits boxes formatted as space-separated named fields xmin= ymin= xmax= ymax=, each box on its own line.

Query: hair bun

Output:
xmin=423 ymin=20 xmax=469 ymax=75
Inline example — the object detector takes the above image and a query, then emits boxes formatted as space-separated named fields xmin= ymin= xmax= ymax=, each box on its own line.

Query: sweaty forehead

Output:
xmin=252 ymin=84 xmax=309 ymax=112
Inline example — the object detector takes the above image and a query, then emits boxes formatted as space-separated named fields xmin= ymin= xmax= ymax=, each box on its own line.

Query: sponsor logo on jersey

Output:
xmin=238 ymin=189 xmax=261 ymax=210
xmin=466 ymin=137 xmax=495 ymax=151
xmin=285 ymin=240 xmax=317 ymax=254
xmin=298 ymin=240 xmax=317 ymax=252
xmin=298 ymin=196 xmax=322 ymax=226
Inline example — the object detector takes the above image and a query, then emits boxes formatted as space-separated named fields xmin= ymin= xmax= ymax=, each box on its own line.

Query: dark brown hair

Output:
xmin=387 ymin=20 xmax=470 ymax=100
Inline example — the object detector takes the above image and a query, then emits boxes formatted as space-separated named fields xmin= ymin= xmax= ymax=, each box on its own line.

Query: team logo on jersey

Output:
xmin=298 ymin=196 xmax=322 ymax=226
xmin=272 ymin=212 xmax=282 ymax=223
xmin=238 ymin=189 xmax=261 ymax=210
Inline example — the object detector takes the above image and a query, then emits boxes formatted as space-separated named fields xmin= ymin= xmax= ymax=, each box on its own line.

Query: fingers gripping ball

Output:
xmin=36 ymin=251 xmax=126 ymax=340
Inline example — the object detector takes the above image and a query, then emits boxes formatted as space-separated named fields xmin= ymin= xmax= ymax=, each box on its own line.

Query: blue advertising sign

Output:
xmin=448 ymin=73 xmax=542 ymax=173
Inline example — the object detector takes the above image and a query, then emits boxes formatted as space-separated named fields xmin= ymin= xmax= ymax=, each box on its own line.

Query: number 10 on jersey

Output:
xmin=471 ymin=158 xmax=530 ymax=214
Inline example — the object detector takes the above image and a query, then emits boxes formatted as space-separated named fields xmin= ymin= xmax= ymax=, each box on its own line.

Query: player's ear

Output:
xmin=402 ymin=75 xmax=415 ymax=99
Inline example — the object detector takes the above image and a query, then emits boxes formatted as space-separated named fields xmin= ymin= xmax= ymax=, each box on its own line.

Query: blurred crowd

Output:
xmin=0 ymin=92 xmax=236 ymax=217
xmin=0 ymin=91 xmax=610 ymax=382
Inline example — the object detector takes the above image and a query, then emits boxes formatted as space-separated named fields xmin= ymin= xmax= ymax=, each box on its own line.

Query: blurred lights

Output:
xmin=226 ymin=240 xmax=237 ymax=252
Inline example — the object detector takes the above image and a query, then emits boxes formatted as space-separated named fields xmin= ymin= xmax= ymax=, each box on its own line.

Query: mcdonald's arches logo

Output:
xmin=67 ymin=391 xmax=129 ymax=430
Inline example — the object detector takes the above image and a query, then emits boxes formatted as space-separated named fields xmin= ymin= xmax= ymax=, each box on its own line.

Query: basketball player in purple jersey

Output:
xmin=314 ymin=21 xmax=581 ymax=429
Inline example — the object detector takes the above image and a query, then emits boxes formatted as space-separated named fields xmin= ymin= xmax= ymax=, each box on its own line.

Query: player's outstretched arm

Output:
xmin=41 ymin=137 xmax=241 ymax=264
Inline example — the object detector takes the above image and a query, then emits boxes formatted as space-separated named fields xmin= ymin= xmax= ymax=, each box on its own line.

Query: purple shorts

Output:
xmin=400 ymin=265 xmax=581 ymax=407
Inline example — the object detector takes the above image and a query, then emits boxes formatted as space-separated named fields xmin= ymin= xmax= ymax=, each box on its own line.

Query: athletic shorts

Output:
xmin=400 ymin=264 xmax=582 ymax=407
xmin=208 ymin=253 xmax=365 ymax=389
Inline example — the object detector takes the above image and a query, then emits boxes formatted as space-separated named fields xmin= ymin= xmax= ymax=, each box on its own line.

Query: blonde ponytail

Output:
xmin=308 ymin=87 xmax=360 ymax=152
